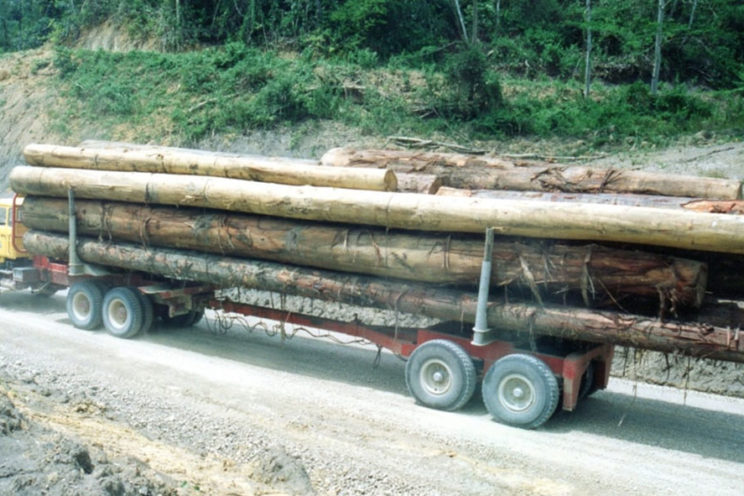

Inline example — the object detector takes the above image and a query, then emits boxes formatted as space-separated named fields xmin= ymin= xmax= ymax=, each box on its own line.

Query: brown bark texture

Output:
xmin=20 ymin=196 xmax=708 ymax=308
xmin=322 ymin=148 xmax=743 ymax=200
xmin=10 ymin=166 xmax=744 ymax=254
xmin=682 ymin=200 xmax=744 ymax=214
xmin=23 ymin=143 xmax=398 ymax=192
xmin=395 ymin=173 xmax=442 ymax=194
xmin=23 ymin=230 xmax=743 ymax=363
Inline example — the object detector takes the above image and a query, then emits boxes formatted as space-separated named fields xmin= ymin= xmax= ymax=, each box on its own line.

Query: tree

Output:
xmin=451 ymin=0 xmax=468 ymax=42
xmin=651 ymin=0 xmax=666 ymax=95
xmin=584 ymin=0 xmax=592 ymax=98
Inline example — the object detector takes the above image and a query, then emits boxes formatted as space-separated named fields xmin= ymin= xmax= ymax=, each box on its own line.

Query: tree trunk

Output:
xmin=321 ymin=148 xmax=742 ymax=200
xmin=23 ymin=143 xmax=397 ymax=192
xmin=471 ymin=0 xmax=479 ymax=44
xmin=452 ymin=0 xmax=468 ymax=42
xmin=651 ymin=0 xmax=665 ymax=95
xmin=681 ymin=200 xmax=744 ymax=214
xmin=437 ymin=187 xmax=695 ymax=209
xmin=584 ymin=0 xmax=592 ymax=98
xmin=20 ymin=196 xmax=708 ymax=308
xmin=395 ymin=173 xmax=442 ymax=194
xmin=10 ymin=166 xmax=744 ymax=255
xmin=23 ymin=231 xmax=743 ymax=363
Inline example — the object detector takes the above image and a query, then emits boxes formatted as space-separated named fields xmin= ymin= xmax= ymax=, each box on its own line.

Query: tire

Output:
xmin=482 ymin=354 xmax=560 ymax=429
xmin=578 ymin=361 xmax=595 ymax=400
xmin=66 ymin=281 xmax=104 ymax=330
xmin=135 ymin=290 xmax=155 ymax=334
xmin=33 ymin=284 xmax=59 ymax=297
xmin=164 ymin=309 xmax=201 ymax=328
xmin=190 ymin=309 xmax=205 ymax=326
xmin=405 ymin=339 xmax=477 ymax=411
xmin=102 ymin=287 xmax=144 ymax=339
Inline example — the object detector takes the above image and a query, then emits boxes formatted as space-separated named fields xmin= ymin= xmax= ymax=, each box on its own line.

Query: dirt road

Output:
xmin=1 ymin=291 xmax=743 ymax=495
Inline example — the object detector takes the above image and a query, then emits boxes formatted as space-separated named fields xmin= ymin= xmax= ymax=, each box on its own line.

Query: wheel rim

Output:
xmin=107 ymin=298 xmax=128 ymax=330
xmin=71 ymin=292 xmax=91 ymax=321
xmin=497 ymin=373 xmax=535 ymax=413
xmin=419 ymin=358 xmax=453 ymax=396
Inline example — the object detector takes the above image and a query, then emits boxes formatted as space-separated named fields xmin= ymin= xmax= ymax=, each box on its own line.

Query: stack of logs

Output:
xmin=10 ymin=142 xmax=744 ymax=362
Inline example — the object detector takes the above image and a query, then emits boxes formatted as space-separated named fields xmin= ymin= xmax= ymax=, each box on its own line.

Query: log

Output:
xmin=11 ymin=166 xmax=744 ymax=254
xmin=322 ymin=148 xmax=743 ymax=200
xmin=23 ymin=230 xmax=743 ymax=363
xmin=437 ymin=187 xmax=696 ymax=209
xmin=682 ymin=200 xmax=744 ymax=215
xmin=20 ymin=196 xmax=708 ymax=307
xmin=321 ymin=147 xmax=523 ymax=169
xmin=23 ymin=143 xmax=398 ymax=192
xmin=396 ymin=173 xmax=442 ymax=194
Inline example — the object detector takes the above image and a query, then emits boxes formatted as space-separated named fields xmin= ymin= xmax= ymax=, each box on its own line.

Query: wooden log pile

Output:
xmin=11 ymin=142 xmax=744 ymax=362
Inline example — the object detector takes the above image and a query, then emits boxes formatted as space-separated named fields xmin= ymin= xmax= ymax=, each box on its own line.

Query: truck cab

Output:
xmin=0 ymin=195 xmax=28 ymax=268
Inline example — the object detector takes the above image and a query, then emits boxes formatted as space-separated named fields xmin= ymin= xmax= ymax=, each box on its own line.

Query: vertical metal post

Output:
xmin=472 ymin=227 xmax=494 ymax=346
xmin=68 ymin=188 xmax=83 ymax=276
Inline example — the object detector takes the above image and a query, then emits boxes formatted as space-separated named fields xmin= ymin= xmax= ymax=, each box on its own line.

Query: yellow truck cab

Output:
xmin=0 ymin=195 xmax=27 ymax=267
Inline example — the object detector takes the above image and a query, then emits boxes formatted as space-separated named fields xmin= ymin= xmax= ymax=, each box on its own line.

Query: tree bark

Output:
xmin=23 ymin=231 xmax=743 ymax=363
xmin=23 ymin=143 xmax=397 ymax=192
xmin=395 ymin=173 xmax=442 ymax=194
xmin=682 ymin=200 xmax=744 ymax=215
xmin=10 ymin=166 xmax=744 ymax=255
xmin=20 ymin=196 xmax=708 ymax=308
xmin=321 ymin=148 xmax=742 ymax=200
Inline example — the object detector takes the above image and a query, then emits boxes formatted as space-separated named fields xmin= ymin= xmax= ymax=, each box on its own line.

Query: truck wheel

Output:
xmin=102 ymin=287 xmax=144 ymax=339
xmin=67 ymin=281 xmax=104 ymax=330
xmin=579 ymin=361 xmax=596 ymax=400
xmin=482 ymin=354 xmax=560 ymax=429
xmin=405 ymin=339 xmax=476 ymax=411
xmin=165 ymin=309 xmax=202 ymax=328
xmin=135 ymin=291 xmax=155 ymax=334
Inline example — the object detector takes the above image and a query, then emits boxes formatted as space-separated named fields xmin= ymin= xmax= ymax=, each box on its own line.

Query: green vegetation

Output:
xmin=2 ymin=1 xmax=743 ymax=146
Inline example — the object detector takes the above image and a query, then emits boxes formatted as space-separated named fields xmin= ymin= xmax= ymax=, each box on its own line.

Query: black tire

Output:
xmin=190 ymin=309 xmax=205 ymax=326
xmin=405 ymin=339 xmax=477 ymax=411
xmin=32 ymin=284 xmax=59 ymax=297
xmin=102 ymin=287 xmax=144 ymax=339
xmin=482 ymin=354 xmax=560 ymax=429
xmin=135 ymin=290 xmax=155 ymax=334
xmin=164 ymin=309 xmax=201 ymax=328
xmin=578 ymin=361 xmax=596 ymax=400
xmin=66 ymin=281 xmax=104 ymax=330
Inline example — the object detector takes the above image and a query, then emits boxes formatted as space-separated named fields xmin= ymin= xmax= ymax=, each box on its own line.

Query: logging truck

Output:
xmin=0 ymin=193 xmax=621 ymax=429
xmin=3 ymin=143 xmax=743 ymax=429
xmin=1 ymin=192 xmax=743 ymax=428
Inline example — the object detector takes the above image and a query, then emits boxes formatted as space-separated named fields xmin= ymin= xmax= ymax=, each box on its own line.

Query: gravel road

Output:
xmin=1 ymin=291 xmax=743 ymax=495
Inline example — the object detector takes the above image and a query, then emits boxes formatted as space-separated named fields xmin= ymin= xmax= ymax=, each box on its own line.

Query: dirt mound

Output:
xmin=0 ymin=389 xmax=179 ymax=496
xmin=76 ymin=21 xmax=161 ymax=52
xmin=249 ymin=446 xmax=315 ymax=495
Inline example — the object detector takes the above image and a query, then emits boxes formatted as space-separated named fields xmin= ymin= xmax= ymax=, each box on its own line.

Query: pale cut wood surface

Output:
xmin=23 ymin=143 xmax=398 ymax=192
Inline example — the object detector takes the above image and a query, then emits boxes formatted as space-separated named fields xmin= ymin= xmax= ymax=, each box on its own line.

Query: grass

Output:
xmin=49 ymin=45 xmax=744 ymax=149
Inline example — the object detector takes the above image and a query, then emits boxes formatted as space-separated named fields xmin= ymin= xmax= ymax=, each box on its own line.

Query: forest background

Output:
xmin=1 ymin=0 xmax=743 ymax=150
